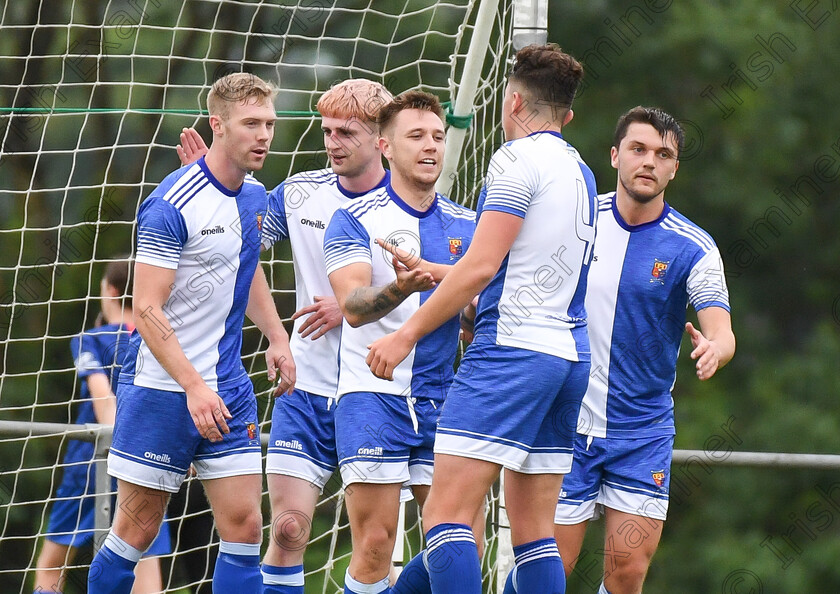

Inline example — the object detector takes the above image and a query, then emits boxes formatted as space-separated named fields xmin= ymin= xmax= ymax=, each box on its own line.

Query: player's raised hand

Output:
xmin=176 ymin=127 xmax=208 ymax=166
xmin=186 ymin=383 xmax=231 ymax=442
xmin=266 ymin=340 xmax=296 ymax=396
xmin=686 ymin=321 xmax=720 ymax=381
xmin=292 ymin=295 xmax=342 ymax=340
xmin=376 ymin=237 xmax=424 ymax=270
xmin=366 ymin=329 xmax=415 ymax=381
xmin=393 ymin=256 xmax=436 ymax=294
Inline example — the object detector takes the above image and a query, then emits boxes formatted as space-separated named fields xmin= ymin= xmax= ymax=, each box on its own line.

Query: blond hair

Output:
xmin=316 ymin=79 xmax=393 ymax=125
xmin=207 ymin=73 xmax=278 ymax=120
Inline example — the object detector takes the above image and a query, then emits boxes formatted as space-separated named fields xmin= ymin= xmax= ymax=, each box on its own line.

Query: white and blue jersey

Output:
xmin=580 ymin=192 xmax=730 ymax=439
xmin=261 ymin=168 xmax=390 ymax=397
xmin=324 ymin=184 xmax=476 ymax=401
xmin=121 ymin=156 xmax=267 ymax=392
xmin=474 ymin=130 xmax=597 ymax=361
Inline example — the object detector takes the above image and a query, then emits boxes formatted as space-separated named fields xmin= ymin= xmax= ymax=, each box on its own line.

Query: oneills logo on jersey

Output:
xmin=200 ymin=225 xmax=225 ymax=236
xmin=448 ymin=237 xmax=463 ymax=259
xmin=650 ymin=259 xmax=670 ymax=284
xmin=651 ymin=469 xmax=666 ymax=488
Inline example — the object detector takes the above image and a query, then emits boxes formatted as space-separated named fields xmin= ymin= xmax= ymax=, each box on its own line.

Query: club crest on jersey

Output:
xmin=650 ymin=259 xmax=670 ymax=284
xmin=651 ymin=469 xmax=666 ymax=488
xmin=448 ymin=237 xmax=463 ymax=259
xmin=247 ymin=422 xmax=257 ymax=442
xmin=256 ymin=212 xmax=264 ymax=232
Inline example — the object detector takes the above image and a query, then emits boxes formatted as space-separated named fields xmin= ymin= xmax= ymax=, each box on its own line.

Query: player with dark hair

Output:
xmin=87 ymin=72 xmax=296 ymax=593
xmin=553 ymin=106 xmax=735 ymax=594
xmin=324 ymin=89 xmax=476 ymax=594
xmin=368 ymin=44 xmax=595 ymax=594
xmin=35 ymin=259 xmax=171 ymax=594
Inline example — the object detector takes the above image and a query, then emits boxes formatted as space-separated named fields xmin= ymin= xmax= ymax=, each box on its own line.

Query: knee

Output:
xmin=271 ymin=509 xmax=312 ymax=552
xmin=356 ymin=525 xmax=395 ymax=566
xmin=607 ymin=555 xmax=651 ymax=591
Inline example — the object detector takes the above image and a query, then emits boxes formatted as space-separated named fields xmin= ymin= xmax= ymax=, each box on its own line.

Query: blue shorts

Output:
xmin=45 ymin=464 xmax=171 ymax=555
xmin=335 ymin=392 xmax=439 ymax=487
xmin=555 ymin=433 xmax=674 ymax=523
xmin=108 ymin=381 xmax=262 ymax=493
xmin=435 ymin=341 xmax=589 ymax=474
xmin=266 ymin=389 xmax=338 ymax=490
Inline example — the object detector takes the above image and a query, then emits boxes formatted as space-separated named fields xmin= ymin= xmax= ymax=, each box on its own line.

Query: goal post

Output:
xmin=0 ymin=1 xmax=516 ymax=592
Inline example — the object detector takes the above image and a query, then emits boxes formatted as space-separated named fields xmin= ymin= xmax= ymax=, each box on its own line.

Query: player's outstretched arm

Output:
xmin=686 ymin=306 xmax=735 ymax=381
xmin=246 ymin=264 xmax=296 ymax=395
xmin=366 ymin=210 xmax=522 ymax=380
xmin=329 ymin=261 xmax=435 ymax=328
xmin=134 ymin=262 xmax=231 ymax=441
xmin=374 ymin=237 xmax=451 ymax=282
xmin=176 ymin=127 xmax=208 ymax=166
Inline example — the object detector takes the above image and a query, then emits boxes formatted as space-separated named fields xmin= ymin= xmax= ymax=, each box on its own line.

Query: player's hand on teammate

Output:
xmin=266 ymin=340 xmax=297 ymax=396
xmin=366 ymin=329 xmax=416 ymax=381
xmin=393 ymin=257 xmax=436 ymax=295
xmin=176 ymin=127 xmax=208 ymax=166
xmin=186 ymin=383 xmax=231 ymax=442
xmin=292 ymin=296 xmax=342 ymax=340
xmin=686 ymin=322 xmax=720 ymax=381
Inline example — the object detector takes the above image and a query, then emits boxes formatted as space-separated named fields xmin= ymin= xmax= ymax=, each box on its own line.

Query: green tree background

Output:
xmin=1 ymin=0 xmax=839 ymax=592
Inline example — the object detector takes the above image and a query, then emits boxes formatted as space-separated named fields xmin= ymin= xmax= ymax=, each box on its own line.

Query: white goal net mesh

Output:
xmin=0 ymin=1 xmax=513 ymax=592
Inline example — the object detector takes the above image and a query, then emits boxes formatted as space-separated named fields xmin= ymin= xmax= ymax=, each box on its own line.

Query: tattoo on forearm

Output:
xmin=347 ymin=282 xmax=406 ymax=319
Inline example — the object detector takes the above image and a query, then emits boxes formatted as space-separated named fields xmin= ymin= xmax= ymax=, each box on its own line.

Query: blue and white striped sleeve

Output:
xmin=687 ymin=248 xmax=731 ymax=312
xmin=135 ymin=197 xmax=188 ymax=269
xmin=262 ymin=182 xmax=289 ymax=249
xmin=481 ymin=144 xmax=536 ymax=218
xmin=323 ymin=208 xmax=371 ymax=276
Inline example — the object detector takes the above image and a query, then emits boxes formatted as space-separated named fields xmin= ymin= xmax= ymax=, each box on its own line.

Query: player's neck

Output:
xmin=203 ymin=146 xmax=246 ymax=191
xmin=338 ymin=164 xmax=387 ymax=194
xmin=615 ymin=187 xmax=665 ymax=226
xmin=389 ymin=174 xmax=436 ymax=212
xmin=507 ymin=123 xmax=563 ymax=141
xmin=102 ymin=304 xmax=133 ymax=328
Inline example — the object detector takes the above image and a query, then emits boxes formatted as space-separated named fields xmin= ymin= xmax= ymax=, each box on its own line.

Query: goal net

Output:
xmin=0 ymin=1 xmax=515 ymax=592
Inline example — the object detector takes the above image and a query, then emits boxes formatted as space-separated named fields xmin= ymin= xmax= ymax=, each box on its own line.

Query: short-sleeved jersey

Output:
xmin=581 ymin=192 xmax=730 ymax=439
xmin=121 ymin=157 xmax=267 ymax=392
xmin=64 ymin=323 xmax=133 ymax=467
xmin=261 ymin=169 xmax=390 ymax=398
xmin=475 ymin=131 xmax=598 ymax=361
xmin=323 ymin=184 xmax=476 ymax=401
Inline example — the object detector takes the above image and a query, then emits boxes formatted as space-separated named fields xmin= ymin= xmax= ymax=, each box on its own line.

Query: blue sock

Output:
xmin=343 ymin=568 xmax=390 ymax=593
xmin=391 ymin=551 xmax=431 ymax=594
xmin=87 ymin=531 xmax=142 ymax=594
xmin=506 ymin=538 xmax=565 ymax=594
xmin=214 ymin=540 xmax=261 ymax=592
xmin=262 ymin=563 xmax=304 ymax=593
xmin=425 ymin=523 xmax=481 ymax=594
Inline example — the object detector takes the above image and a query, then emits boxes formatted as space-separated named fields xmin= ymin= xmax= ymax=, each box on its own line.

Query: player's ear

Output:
xmin=378 ymin=135 xmax=392 ymax=160
xmin=563 ymin=109 xmax=574 ymax=126
xmin=671 ymin=160 xmax=679 ymax=178
xmin=610 ymin=145 xmax=619 ymax=169
xmin=209 ymin=114 xmax=223 ymax=136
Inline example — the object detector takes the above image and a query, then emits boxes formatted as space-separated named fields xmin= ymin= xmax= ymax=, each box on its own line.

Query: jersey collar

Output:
xmin=610 ymin=192 xmax=671 ymax=232
xmin=386 ymin=184 xmax=439 ymax=218
xmin=336 ymin=170 xmax=391 ymax=198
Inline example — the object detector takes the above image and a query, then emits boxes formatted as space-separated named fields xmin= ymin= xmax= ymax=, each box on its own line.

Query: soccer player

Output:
xmin=366 ymin=44 xmax=595 ymax=594
xmin=178 ymin=78 xmax=396 ymax=594
xmin=87 ymin=72 xmax=296 ymax=594
xmin=553 ymin=107 xmax=735 ymax=594
xmin=323 ymin=90 xmax=476 ymax=594
xmin=35 ymin=259 xmax=170 ymax=593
